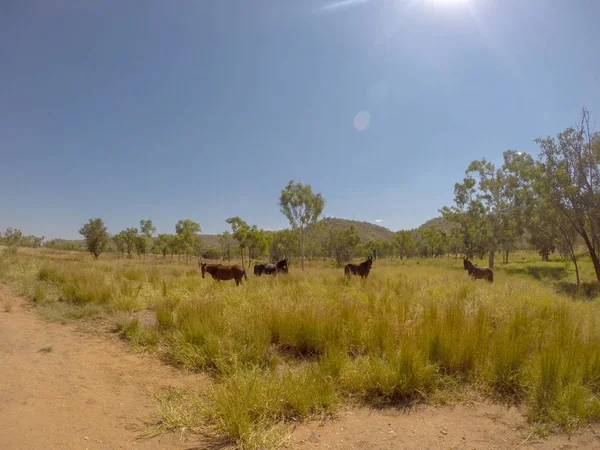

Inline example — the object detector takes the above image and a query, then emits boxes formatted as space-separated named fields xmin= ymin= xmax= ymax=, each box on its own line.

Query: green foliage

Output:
xmin=153 ymin=234 xmax=172 ymax=258
xmin=279 ymin=180 xmax=325 ymax=270
xmin=112 ymin=231 xmax=127 ymax=256
xmin=420 ymin=226 xmax=448 ymax=257
xmin=44 ymin=238 xmax=84 ymax=251
xmin=175 ymin=219 xmax=202 ymax=259
xmin=225 ymin=217 xmax=268 ymax=267
xmin=3 ymin=228 xmax=23 ymax=249
xmin=123 ymin=227 xmax=139 ymax=258
xmin=78 ymin=218 xmax=109 ymax=259
xmin=20 ymin=235 xmax=45 ymax=248
xmin=135 ymin=234 xmax=150 ymax=259
xmin=139 ymin=219 xmax=156 ymax=237
xmin=202 ymin=247 xmax=222 ymax=260
xmin=218 ymin=231 xmax=234 ymax=261
xmin=536 ymin=109 xmax=600 ymax=281
xmin=326 ymin=224 xmax=360 ymax=265
xmin=394 ymin=230 xmax=415 ymax=259
xmin=269 ymin=229 xmax=300 ymax=261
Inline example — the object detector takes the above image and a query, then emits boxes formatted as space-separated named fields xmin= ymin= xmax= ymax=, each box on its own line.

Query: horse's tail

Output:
xmin=488 ymin=270 xmax=494 ymax=283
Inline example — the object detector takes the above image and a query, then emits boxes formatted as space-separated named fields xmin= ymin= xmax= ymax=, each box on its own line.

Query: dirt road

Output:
xmin=0 ymin=286 xmax=206 ymax=450
xmin=2 ymin=285 xmax=600 ymax=450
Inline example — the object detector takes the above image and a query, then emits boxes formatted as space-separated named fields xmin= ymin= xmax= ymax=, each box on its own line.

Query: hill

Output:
xmin=319 ymin=217 xmax=395 ymax=242
xmin=416 ymin=217 xmax=455 ymax=234
xmin=200 ymin=234 xmax=220 ymax=249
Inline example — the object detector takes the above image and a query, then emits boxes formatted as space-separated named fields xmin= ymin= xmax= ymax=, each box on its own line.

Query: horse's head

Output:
xmin=200 ymin=262 xmax=207 ymax=278
xmin=462 ymin=257 xmax=470 ymax=270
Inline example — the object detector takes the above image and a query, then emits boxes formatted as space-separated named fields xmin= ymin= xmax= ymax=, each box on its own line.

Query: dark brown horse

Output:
xmin=276 ymin=258 xmax=289 ymax=274
xmin=200 ymin=262 xmax=248 ymax=286
xmin=344 ymin=256 xmax=373 ymax=279
xmin=463 ymin=257 xmax=493 ymax=282
xmin=254 ymin=263 xmax=276 ymax=276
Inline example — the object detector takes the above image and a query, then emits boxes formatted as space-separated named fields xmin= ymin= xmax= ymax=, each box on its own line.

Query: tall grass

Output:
xmin=2 ymin=250 xmax=600 ymax=448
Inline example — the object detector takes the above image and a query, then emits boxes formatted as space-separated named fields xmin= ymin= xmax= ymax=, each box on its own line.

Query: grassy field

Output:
xmin=1 ymin=248 xmax=600 ymax=448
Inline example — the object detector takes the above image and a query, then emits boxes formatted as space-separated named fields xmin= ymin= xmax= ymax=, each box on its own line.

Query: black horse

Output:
xmin=344 ymin=256 xmax=373 ymax=279
xmin=276 ymin=258 xmax=289 ymax=274
xmin=254 ymin=263 xmax=277 ymax=276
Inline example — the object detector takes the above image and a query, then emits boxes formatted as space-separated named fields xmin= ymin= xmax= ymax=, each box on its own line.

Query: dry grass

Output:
xmin=2 ymin=250 xmax=600 ymax=448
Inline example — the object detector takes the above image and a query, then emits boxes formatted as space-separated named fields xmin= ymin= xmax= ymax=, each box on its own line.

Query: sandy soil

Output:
xmin=0 ymin=285 xmax=208 ymax=450
xmin=286 ymin=403 xmax=600 ymax=450
xmin=2 ymin=284 xmax=600 ymax=450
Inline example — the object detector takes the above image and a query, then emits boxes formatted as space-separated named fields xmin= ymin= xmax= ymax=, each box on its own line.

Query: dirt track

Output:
xmin=0 ymin=285 xmax=208 ymax=450
xmin=2 ymin=285 xmax=600 ymax=450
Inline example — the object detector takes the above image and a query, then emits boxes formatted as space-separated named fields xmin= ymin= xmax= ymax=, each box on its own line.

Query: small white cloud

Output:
xmin=375 ymin=219 xmax=383 ymax=224
xmin=321 ymin=0 xmax=371 ymax=12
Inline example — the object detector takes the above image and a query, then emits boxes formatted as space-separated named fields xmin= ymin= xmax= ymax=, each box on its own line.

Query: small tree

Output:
xmin=123 ymin=228 xmax=139 ymax=258
xmin=279 ymin=180 xmax=325 ymax=271
xmin=218 ymin=231 xmax=234 ymax=261
xmin=168 ymin=235 xmax=182 ymax=261
xmin=394 ymin=230 xmax=415 ymax=260
xmin=226 ymin=217 xmax=251 ymax=268
xmin=202 ymin=248 xmax=222 ymax=260
xmin=153 ymin=234 xmax=172 ymax=259
xmin=4 ymin=228 xmax=23 ymax=252
xmin=135 ymin=234 xmax=149 ymax=260
xmin=175 ymin=219 xmax=201 ymax=263
xmin=327 ymin=225 xmax=360 ymax=265
xmin=246 ymin=226 xmax=269 ymax=266
xmin=140 ymin=219 xmax=156 ymax=237
xmin=112 ymin=231 xmax=127 ymax=257
xmin=270 ymin=229 xmax=300 ymax=261
xmin=79 ymin=218 xmax=109 ymax=260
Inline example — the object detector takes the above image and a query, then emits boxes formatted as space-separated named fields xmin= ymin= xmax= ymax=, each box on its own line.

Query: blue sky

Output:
xmin=1 ymin=0 xmax=599 ymax=239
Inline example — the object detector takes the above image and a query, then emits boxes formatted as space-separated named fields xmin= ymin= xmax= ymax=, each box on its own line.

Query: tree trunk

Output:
xmin=574 ymin=257 xmax=580 ymax=286
xmin=301 ymin=228 xmax=305 ymax=271
xmin=580 ymin=232 xmax=600 ymax=281
xmin=240 ymin=247 xmax=245 ymax=270
xmin=488 ymin=249 xmax=495 ymax=269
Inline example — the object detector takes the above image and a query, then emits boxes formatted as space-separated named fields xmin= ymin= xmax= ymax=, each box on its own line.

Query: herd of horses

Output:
xmin=199 ymin=255 xmax=493 ymax=286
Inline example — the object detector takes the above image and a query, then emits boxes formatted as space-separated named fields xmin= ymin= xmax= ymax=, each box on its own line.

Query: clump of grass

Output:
xmin=60 ymin=271 xmax=113 ymax=304
xmin=155 ymin=302 xmax=176 ymax=330
xmin=121 ymin=267 xmax=146 ymax=281
xmin=33 ymin=284 xmax=46 ymax=303
xmin=38 ymin=265 xmax=67 ymax=284
xmin=206 ymin=365 xmax=339 ymax=449
xmin=38 ymin=264 xmax=114 ymax=304
xmin=338 ymin=347 xmax=438 ymax=404
xmin=117 ymin=317 xmax=160 ymax=348
xmin=142 ymin=387 xmax=205 ymax=439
